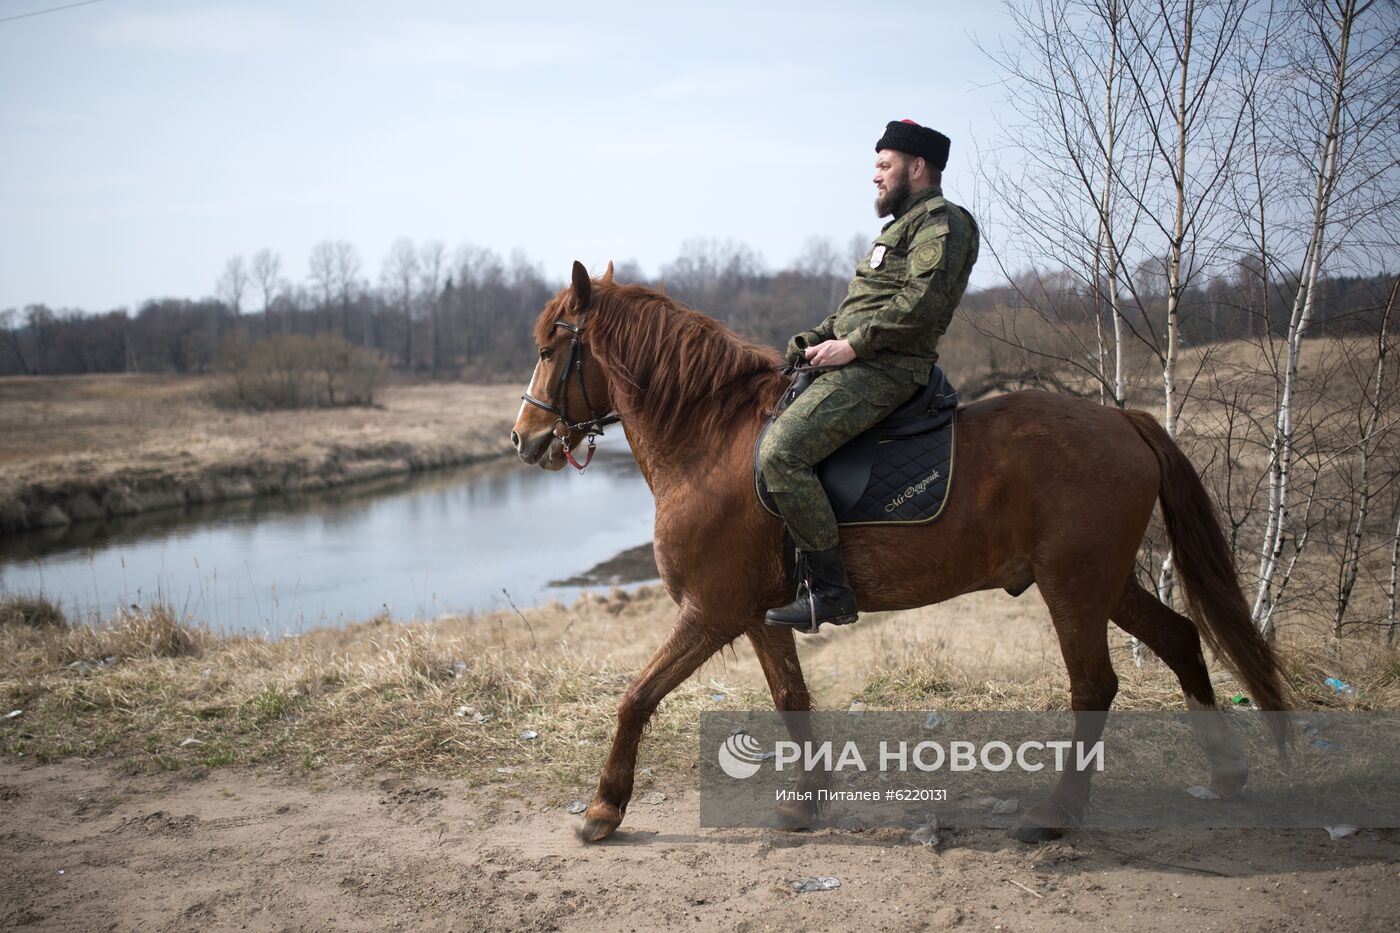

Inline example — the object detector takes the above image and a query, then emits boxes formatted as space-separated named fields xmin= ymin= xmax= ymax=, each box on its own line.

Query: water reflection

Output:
xmin=0 ymin=447 xmax=656 ymax=636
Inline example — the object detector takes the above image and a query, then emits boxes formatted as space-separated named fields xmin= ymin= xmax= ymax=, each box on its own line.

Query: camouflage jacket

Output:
xmin=789 ymin=186 xmax=979 ymax=380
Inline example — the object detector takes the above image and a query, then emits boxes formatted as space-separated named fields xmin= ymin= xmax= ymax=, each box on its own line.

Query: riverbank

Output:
xmin=0 ymin=373 xmax=523 ymax=533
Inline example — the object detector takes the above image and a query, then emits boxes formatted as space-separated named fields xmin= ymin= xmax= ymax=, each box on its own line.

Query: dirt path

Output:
xmin=3 ymin=760 xmax=1397 ymax=932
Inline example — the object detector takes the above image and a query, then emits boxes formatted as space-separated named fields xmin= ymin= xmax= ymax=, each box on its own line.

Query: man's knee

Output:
xmin=759 ymin=427 xmax=812 ymax=489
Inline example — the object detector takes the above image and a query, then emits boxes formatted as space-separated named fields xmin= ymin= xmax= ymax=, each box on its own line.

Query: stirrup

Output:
xmin=764 ymin=583 xmax=859 ymax=634
xmin=764 ymin=589 xmax=821 ymax=633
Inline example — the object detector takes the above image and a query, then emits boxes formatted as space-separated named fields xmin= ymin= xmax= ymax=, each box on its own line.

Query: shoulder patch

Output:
xmin=911 ymin=239 xmax=945 ymax=275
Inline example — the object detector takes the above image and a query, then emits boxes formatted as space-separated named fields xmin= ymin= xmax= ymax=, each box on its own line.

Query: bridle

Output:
xmin=520 ymin=295 xmax=620 ymax=472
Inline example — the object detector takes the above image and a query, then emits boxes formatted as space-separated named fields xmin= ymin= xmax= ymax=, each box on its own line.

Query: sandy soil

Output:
xmin=0 ymin=374 xmax=522 ymax=532
xmin=4 ymin=758 xmax=1398 ymax=932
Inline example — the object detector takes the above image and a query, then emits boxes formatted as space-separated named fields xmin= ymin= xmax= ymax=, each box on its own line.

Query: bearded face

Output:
xmin=873 ymin=150 xmax=915 ymax=217
xmin=875 ymin=169 xmax=912 ymax=217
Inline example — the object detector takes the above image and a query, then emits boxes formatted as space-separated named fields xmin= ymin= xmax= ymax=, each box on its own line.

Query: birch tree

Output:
xmin=1388 ymin=505 xmax=1400 ymax=645
xmin=979 ymin=0 xmax=1155 ymax=404
xmin=251 ymin=248 xmax=283 ymax=338
xmin=987 ymin=0 xmax=1272 ymax=627
xmin=216 ymin=256 xmax=247 ymax=316
xmin=418 ymin=240 xmax=446 ymax=378
xmin=308 ymin=241 xmax=338 ymax=335
xmin=1247 ymin=0 xmax=1400 ymax=637
xmin=1332 ymin=274 xmax=1397 ymax=637
xmin=381 ymin=238 xmax=418 ymax=369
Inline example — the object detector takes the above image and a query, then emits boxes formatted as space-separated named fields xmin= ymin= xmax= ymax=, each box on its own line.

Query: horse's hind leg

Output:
xmin=1110 ymin=578 xmax=1249 ymax=796
xmin=747 ymin=625 xmax=824 ymax=830
xmin=581 ymin=605 xmax=729 ymax=843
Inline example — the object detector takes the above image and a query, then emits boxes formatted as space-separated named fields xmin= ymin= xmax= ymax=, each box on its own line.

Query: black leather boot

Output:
xmin=764 ymin=545 xmax=859 ymax=633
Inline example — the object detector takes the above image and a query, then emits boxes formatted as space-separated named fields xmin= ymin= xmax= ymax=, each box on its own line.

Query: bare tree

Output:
xmin=216 ymin=256 xmax=248 ymax=316
xmin=251 ymin=248 xmax=283 ymax=337
xmin=661 ymin=238 xmax=766 ymax=321
xmin=1389 ymin=504 xmax=1400 ymax=645
xmin=983 ymin=0 xmax=1268 ymax=625
xmin=1248 ymin=0 xmax=1400 ymax=636
xmin=331 ymin=241 xmax=362 ymax=346
xmin=979 ymin=0 xmax=1157 ymax=403
xmin=308 ymin=241 xmax=338 ymax=335
xmin=0 ymin=308 xmax=31 ymax=374
xmin=380 ymin=238 xmax=418 ymax=369
xmin=419 ymin=240 xmax=446 ymax=377
xmin=1331 ymin=275 xmax=1398 ymax=637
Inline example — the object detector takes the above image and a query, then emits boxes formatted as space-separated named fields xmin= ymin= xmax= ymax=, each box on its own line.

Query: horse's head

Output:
xmin=511 ymin=260 xmax=618 ymax=471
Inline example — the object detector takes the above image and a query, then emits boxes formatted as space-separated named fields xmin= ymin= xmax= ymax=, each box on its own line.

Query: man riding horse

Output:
xmin=760 ymin=119 xmax=980 ymax=632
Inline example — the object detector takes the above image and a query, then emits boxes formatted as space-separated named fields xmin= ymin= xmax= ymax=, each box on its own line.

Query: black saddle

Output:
xmin=754 ymin=362 xmax=958 ymax=526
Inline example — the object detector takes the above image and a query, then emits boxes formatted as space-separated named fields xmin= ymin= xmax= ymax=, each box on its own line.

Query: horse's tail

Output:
xmin=1120 ymin=409 xmax=1290 ymax=751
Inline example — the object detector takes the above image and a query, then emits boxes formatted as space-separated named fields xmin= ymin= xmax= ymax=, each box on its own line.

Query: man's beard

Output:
xmin=875 ymin=170 xmax=912 ymax=217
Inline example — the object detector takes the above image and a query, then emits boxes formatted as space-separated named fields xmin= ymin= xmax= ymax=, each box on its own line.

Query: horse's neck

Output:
xmin=618 ymin=392 xmax=764 ymax=499
xmin=620 ymin=423 xmax=666 ymax=493
xmin=596 ymin=292 xmax=781 ymax=493
xmin=620 ymin=420 xmax=700 ymax=497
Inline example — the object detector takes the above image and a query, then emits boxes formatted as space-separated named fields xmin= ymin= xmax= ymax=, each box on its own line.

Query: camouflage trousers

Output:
xmin=758 ymin=361 xmax=920 ymax=552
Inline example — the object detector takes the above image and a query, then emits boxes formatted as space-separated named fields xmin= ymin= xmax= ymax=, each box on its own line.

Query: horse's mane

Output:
xmin=542 ymin=283 xmax=787 ymax=451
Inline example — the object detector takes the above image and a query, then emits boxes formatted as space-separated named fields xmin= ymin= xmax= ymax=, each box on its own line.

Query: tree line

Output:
xmin=1 ymin=235 xmax=1391 ymax=381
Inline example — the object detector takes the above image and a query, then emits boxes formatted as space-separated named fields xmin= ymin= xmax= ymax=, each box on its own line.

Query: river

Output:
xmin=0 ymin=447 xmax=656 ymax=636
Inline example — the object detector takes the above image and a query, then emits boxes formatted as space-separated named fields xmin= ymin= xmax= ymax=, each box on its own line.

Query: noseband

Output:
xmin=521 ymin=296 xmax=620 ymax=472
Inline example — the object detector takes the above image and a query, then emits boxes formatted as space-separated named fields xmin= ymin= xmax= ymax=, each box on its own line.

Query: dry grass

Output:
xmin=3 ymin=584 xmax=1396 ymax=795
xmin=0 ymin=373 xmax=528 ymax=533
xmin=0 ymin=373 xmax=522 ymax=495
xmin=0 ymin=593 xmax=66 ymax=629
xmin=0 ymin=588 xmax=767 ymax=790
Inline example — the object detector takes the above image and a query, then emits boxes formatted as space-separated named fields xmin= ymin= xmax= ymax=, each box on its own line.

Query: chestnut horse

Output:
xmin=511 ymin=261 xmax=1288 ymax=843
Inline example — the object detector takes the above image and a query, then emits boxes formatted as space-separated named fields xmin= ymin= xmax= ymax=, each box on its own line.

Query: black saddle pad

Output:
xmin=754 ymin=363 xmax=958 ymax=527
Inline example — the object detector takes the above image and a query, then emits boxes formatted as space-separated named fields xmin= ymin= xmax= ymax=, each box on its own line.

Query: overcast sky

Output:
xmin=1 ymin=1 xmax=1013 ymax=311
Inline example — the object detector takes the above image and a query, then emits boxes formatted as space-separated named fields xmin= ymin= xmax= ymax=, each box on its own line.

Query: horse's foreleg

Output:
xmin=747 ymin=624 xmax=824 ymax=830
xmin=581 ymin=609 xmax=726 ymax=843
xmin=1012 ymin=589 xmax=1119 ymax=843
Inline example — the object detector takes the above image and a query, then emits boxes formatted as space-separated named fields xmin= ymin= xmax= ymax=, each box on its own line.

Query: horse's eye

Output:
xmin=539 ymin=348 xmax=553 ymax=361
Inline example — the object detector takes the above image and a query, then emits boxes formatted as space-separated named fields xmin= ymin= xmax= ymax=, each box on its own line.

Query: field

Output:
xmin=0 ymin=374 xmax=522 ymax=533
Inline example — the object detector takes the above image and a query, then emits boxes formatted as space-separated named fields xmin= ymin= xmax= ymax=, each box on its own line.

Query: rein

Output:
xmin=520 ymin=295 xmax=621 ymax=472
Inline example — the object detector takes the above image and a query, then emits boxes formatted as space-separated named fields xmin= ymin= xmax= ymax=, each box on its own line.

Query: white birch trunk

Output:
xmin=1103 ymin=0 xmax=1126 ymax=410
xmin=1333 ymin=277 xmax=1394 ymax=637
xmin=1388 ymin=508 xmax=1399 ymax=646
xmin=1157 ymin=0 xmax=1194 ymax=613
xmin=1251 ymin=0 xmax=1356 ymax=638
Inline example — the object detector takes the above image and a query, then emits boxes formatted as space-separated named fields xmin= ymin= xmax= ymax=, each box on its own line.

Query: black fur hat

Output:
xmin=876 ymin=120 xmax=950 ymax=170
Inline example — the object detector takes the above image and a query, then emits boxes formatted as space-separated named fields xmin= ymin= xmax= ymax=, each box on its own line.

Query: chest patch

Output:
xmin=869 ymin=244 xmax=887 ymax=269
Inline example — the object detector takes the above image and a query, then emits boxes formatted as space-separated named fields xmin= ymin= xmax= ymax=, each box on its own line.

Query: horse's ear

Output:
xmin=655 ymin=276 xmax=666 ymax=295
xmin=571 ymin=260 xmax=591 ymax=309
xmin=603 ymin=261 xmax=615 ymax=283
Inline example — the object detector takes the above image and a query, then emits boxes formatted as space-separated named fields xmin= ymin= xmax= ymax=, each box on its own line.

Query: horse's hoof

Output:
xmin=577 ymin=801 xmax=623 ymax=843
xmin=1008 ymin=819 xmax=1064 ymax=844
xmin=774 ymin=800 xmax=817 ymax=832
xmin=1209 ymin=760 xmax=1249 ymax=798
xmin=1008 ymin=800 xmax=1072 ymax=843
